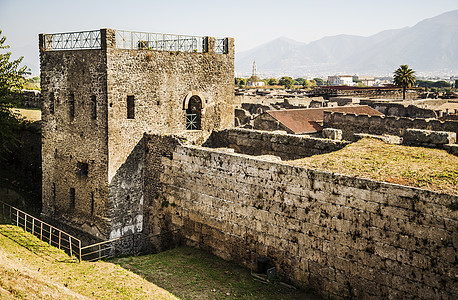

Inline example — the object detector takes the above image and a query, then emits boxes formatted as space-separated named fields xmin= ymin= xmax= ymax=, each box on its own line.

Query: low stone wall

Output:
xmin=403 ymin=129 xmax=457 ymax=147
xmin=323 ymin=111 xmax=458 ymax=141
xmin=204 ymin=128 xmax=350 ymax=160
xmin=360 ymin=100 xmax=439 ymax=119
xmin=10 ymin=90 xmax=42 ymax=108
xmin=149 ymin=141 xmax=457 ymax=299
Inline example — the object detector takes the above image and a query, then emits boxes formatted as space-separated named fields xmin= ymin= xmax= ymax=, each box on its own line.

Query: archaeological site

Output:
xmin=35 ymin=28 xmax=457 ymax=299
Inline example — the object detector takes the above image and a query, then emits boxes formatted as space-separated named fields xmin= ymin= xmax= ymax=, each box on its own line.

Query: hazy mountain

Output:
xmin=236 ymin=10 xmax=458 ymax=77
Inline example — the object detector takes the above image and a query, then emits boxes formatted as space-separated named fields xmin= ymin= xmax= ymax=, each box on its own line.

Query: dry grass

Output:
xmin=0 ymin=224 xmax=320 ymax=299
xmin=289 ymin=138 xmax=458 ymax=196
xmin=0 ymin=225 xmax=178 ymax=299
xmin=12 ymin=108 xmax=41 ymax=122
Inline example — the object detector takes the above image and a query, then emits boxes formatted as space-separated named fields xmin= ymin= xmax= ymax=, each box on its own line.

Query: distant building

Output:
xmin=328 ymin=75 xmax=354 ymax=86
xmin=247 ymin=60 xmax=265 ymax=87
xmin=353 ymin=75 xmax=376 ymax=86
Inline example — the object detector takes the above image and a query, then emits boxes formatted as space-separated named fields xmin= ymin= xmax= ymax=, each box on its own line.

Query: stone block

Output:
xmin=322 ymin=128 xmax=343 ymax=140
xmin=403 ymin=128 xmax=456 ymax=146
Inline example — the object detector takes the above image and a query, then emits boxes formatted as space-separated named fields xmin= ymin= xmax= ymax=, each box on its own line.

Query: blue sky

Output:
xmin=1 ymin=0 xmax=458 ymax=74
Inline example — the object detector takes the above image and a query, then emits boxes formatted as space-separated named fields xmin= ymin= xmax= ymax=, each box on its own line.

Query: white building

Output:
xmin=327 ymin=75 xmax=354 ymax=86
xmin=353 ymin=75 xmax=376 ymax=86
xmin=247 ymin=60 xmax=265 ymax=87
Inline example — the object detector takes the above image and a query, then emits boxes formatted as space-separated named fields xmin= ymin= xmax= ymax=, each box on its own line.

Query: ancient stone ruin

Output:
xmin=40 ymin=29 xmax=457 ymax=299
xmin=40 ymin=29 xmax=235 ymax=240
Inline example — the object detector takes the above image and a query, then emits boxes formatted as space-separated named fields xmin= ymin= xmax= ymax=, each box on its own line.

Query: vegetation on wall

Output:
xmin=291 ymin=138 xmax=458 ymax=196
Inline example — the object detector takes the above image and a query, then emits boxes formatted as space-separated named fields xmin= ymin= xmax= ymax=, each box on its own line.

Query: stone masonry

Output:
xmin=146 ymin=136 xmax=457 ymax=299
xmin=40 ymin=28 xmax=235 ymax=241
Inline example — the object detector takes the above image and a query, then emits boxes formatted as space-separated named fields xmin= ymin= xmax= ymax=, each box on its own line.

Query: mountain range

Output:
xmin=235 ymin=10 xmax=458 ymax=77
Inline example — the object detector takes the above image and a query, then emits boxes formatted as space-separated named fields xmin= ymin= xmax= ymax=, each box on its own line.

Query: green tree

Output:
xmin=0 ymin=30 xmax=29 ymax=159
xmin=279 ymin=76 xmax=294 ymax=89
xmin=235 ymin=77 xmax=247 ymax=87
xmin=393 ymin=65 xmax=416 ymax=100
xmin=313 ymin=78 xmax=325 ymax=86
xmin=267 ymin=78 xmax=278 ymax=86
xmin=294 ymin=77 xmax=306 ymax=86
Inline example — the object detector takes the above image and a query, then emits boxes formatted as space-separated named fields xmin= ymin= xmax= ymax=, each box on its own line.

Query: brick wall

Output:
xmin=147 ymin=140 xmax=457 ymax=299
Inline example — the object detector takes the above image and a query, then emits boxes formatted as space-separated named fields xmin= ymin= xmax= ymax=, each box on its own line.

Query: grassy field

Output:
xmin=289 ymin=138 xmax=458 ymax=196
xmin=0 ymin=224 xmax=319 ymax=299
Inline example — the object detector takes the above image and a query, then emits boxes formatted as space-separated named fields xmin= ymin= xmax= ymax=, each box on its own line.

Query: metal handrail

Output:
xmin=43 ymin=30 xmax=101 ymax=50
xmin=116 ymin=30 xmax=206 ymax=52
xmin=0 ymin=200 xmax=82 ymax=261
xmin=81 ymin=229 xmax=181 ymax=262
xmin=1 ymin=201 xmax=181 ymax=263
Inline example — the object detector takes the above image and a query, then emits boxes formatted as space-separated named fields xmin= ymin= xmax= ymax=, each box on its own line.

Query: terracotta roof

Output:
xmin=265 ymin=105 xmax=384 ymax=134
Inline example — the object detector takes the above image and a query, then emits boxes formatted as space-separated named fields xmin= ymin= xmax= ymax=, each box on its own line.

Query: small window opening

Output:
xmin=52 ymin=182 xmax=56 ymax=211
xmin=77 ymin=162 xmax=89 ymax=176
xmin=90 ymin=192 xmax=95 ymax=216
xmin=52 ymin=182 xmax=56 ymax=202
xmin=91 ymin=95 xmax=97 ymax=120
xmin=127 ymin=95 xmax=135 ymax=119
xmin=69 ymin=93 xmax=75 ymax=120
xmin=50 ymin=92 xmax=55 ymax=115
xmin=186 ymin=95 xmax=202 ymax=130
xmin=70 ymin=188 xmax=75 ymax=209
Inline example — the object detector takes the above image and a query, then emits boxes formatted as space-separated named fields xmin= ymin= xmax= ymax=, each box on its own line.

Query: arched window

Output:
xmin=186 ymin=95 xmax=202 ymax=130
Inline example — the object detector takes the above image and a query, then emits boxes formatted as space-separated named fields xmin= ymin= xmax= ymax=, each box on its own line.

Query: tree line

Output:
xmin=235 ymin=76 xmax=325 ymax=89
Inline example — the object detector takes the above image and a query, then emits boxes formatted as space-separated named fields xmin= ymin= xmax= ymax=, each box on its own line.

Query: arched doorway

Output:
xmin=186 ymin=95 xmax=202 ymax=130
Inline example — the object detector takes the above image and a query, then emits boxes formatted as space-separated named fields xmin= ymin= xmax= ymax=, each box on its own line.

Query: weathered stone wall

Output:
xmin=40 ymin=28 xmax=235 ymax=241
xmin=40 ymin=45 xmax=111 ymax=240
xmin=252 ymin=113 xmax=294 ymax=134
xmin=149 ymin=141 xmax=457 ymax=299
xmin=323 ymin=111 xmax=458 ymax=141
xmin=105 ymin=30 xmax=235 ymax=182
xmin=143 ymin=134 xmax=183 ymax=253
xmin=360 ymin=100 xmax=439 ymax=119
xmin=10 ymin=90 xmax=42 ymax=108
xmin=204 ymin=128 xmax=350 ymax=160
xmin=104 ymin=29 xmax=234 ymax=239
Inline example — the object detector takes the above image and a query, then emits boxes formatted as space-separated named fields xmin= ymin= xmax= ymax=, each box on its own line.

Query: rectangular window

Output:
xmin=70 ymin=188 xmax=75 ymax=209
xmin=50 ymin=92 xmax=55 ymax=115
xmin=77 ymin=162 xmax=89 ymax=176
xmin=69 ymin=93 xmax=75 ymax=120
xmin=91 ymin=192 xmax=95 ymax=216
xmin=91 ymin=95 xmax=97 ymax=120
xmin=127 ymin=95 xmax=135 ymax=119
xmin=52 ymin=182 xmax=56 ymax=204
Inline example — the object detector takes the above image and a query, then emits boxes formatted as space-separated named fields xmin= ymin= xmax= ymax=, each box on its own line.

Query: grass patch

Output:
xmin=12 ymin=108 xmax=41 ymax=122
xmin=0 ymin=224 xmax=178 ymax=299
xmin=0 ymin=224 xmax=319 ymax=299
xmin=111 ymin=246 xmax=319 ymax=300
xmin=289 ymin=138 xmax=458 ymax=196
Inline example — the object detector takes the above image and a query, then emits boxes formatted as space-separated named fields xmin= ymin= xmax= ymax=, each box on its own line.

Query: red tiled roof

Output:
xmin=266 ymin=105 xmax=383 ymax=134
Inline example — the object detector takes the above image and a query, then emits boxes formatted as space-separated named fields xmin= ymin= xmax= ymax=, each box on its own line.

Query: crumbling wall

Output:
xmin=360 ymin=100 xmax=439 ymax=118
xmin=204 ymin=128 xmax=350 ymax=160
xmin=323 ymin=111 xmax=458 ymax=140
xmin=150 ymin=143 xmax=457 ymax=299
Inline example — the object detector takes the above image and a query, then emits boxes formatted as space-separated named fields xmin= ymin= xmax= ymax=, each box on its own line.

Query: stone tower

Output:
xmin=39 ymin=29 xmax=235 ymax=241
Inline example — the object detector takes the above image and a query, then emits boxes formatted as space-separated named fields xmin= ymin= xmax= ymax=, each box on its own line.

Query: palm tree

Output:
xmin=393 ymin=65 xmax=416 ymax=100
